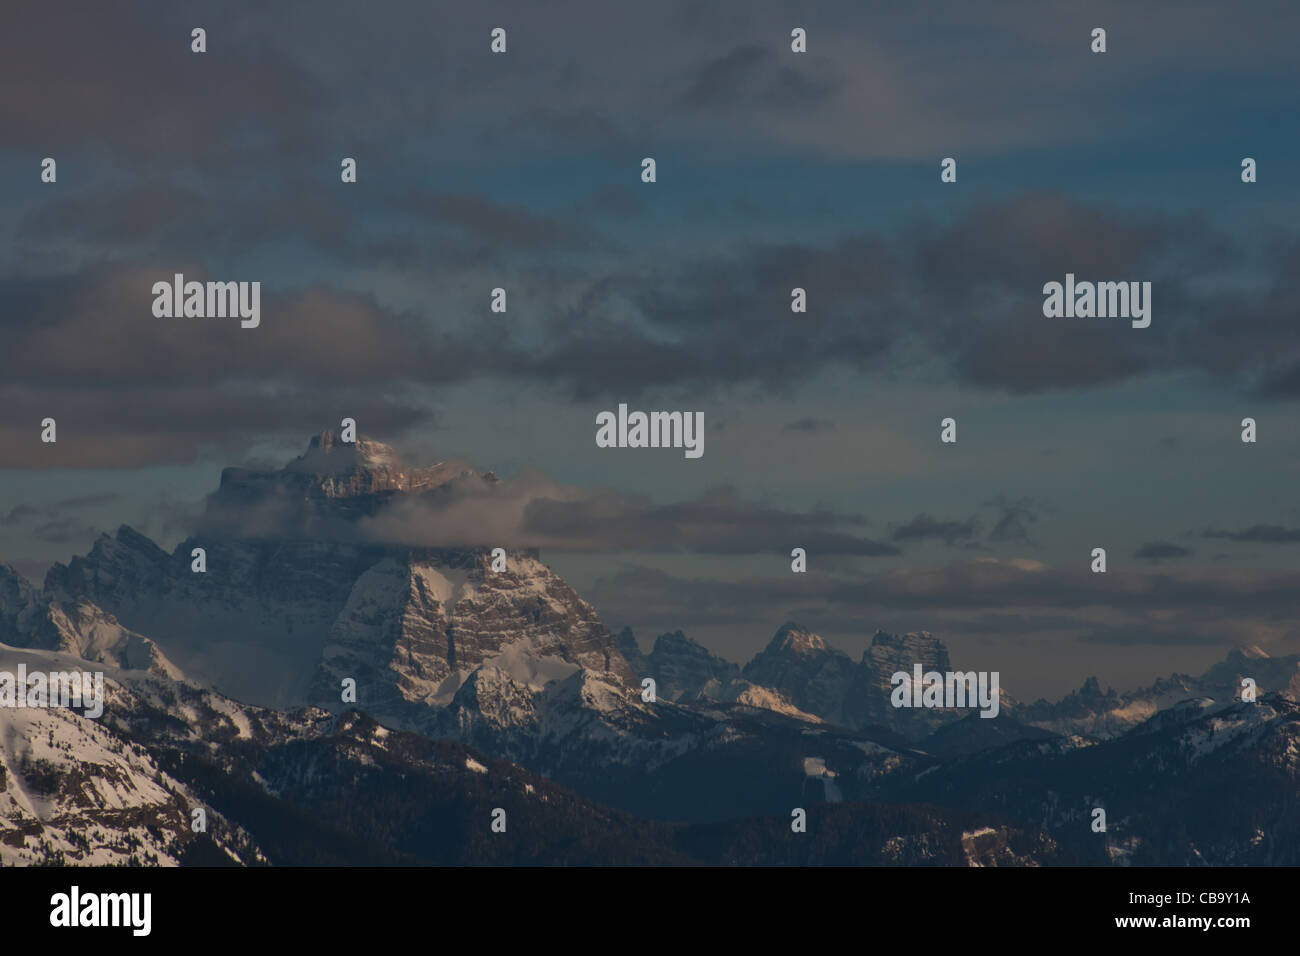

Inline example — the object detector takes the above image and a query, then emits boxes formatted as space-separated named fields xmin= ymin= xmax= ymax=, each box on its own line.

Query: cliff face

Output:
xmin=311 ymin=548 xmax=635 ymax=716
xmin=742 ymin=622 xmax=860 ymax=726
xmin=741 ymin=623 xmax=966 ymax=735
xmin=850 ymin=629 xmax=957 ymax=733
xmin=207 ymin=430 xmax=484 ymax=526
xmin=38 ymin=432 xmax=633 ymax=710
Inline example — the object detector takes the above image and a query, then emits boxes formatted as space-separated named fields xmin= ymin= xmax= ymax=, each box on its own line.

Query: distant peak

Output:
xmin=294 ymin=429 xmax=403 ymax=473
xmin=205 ymin=429 xmax=485 ymax=519
xmin=869 ymin=629 xmax=942 ymax=651
xmin=105 ymin=525 xmax=168 ymax=558
xmin=769 ymin=622 xmax=826 ymax=654
xmin=653 ymin=629 xmax=693 ymax=648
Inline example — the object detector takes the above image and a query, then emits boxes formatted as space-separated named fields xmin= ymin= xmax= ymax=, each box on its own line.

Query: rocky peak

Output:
xmin=43 ymin=526 xmax=170 ymax=604
xmin=0 ymin=562 xmax=36 ymax=610
xmin=766 ymin=621 xmax=830 ymax=656
xmin=288 ymin=429 xmax=403 ymax=479
xmin=0 ymin=563 xmax=39 ymax=644
xmin=210 ymin=430 xmax=482 ymax=523
xmin=310 ymin=548 xmax=636 ymax=725
xmin=1077 ymin=676 xmax=1111 ymax=699
xmin=743 ymin=623 xmax=857 ymax=725
xmin=1201 ymin=647 xmax=1300 ymax=701
xmin=863 ymin=629 xmax=951 ymax=676
xmin=284 ymin=429 xmax=476 ymax=498
xmin=613 ymin=628 xmax=647 ymax=674
xmin=847 ymin=629 xmax=963 ymax=737
xmin=643 ymin=630 xmax=740 ymax=701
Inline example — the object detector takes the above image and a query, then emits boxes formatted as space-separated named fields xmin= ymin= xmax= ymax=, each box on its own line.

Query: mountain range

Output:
xmin=3 ymin=430 xmax=1297 ymax=865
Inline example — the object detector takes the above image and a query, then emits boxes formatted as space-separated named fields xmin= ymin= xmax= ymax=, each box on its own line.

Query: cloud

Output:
xmin=0 ymin=493 xmax=122 ymax=547
xmin=0 ymin=2 xmax=322 ymax=165
xmin=482 ymin=192 xmax=1300 ymax=401
xmin=0 ymin=385 xmax=432 ymax=469
xmin=0 ymin=504 xmax=42 ymax=526
xmin=984 ymin=497 xmax=1039 ymax=545
xmin=1134 ymin=541 xmax=1193 ymax=561
xmin=356 ymin=478 xmax=900 ymax=556
xmin=890 ymin=513 xmax=979 ymax=545
xmin=10 ymin=187 xmax=1292 ymax=472
xmin=18 ymin=183 xmax=355 ymax=258
xmin=782 ymin=418 xmax=837 ymax=434
xmin=31 ymin=517 xmax=102 ymax=546
xmin=393 ymin=191 xmax=607 ymax=252
xmin=0 ymin=265 xmax=462 ymax=466
xmin=189 ymin=448 xmax=898 ymax=557
xmin=5 ymin=0 xmax=1298 ymax=178
xmin=569 ymin=184 xmax=648 ymax=219
xmin=1203 ymin=524 xmax=1300 ymax=543
xmin=678 ymin=45 xmax=840 ymax=112
xmin=0 ymin=266 xmax=450 ymax=389
xmin=0 ymin=495 xmax=120 ymax=538
xmin=9 ymin=187 xmax=1300 ymax=411
xmin=582 ymin=557 xmax=1300 ymax=653
xmin=509 ymin=107 xmax=633 ymax=157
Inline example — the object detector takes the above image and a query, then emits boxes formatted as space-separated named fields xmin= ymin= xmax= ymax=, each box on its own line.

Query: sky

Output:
xmin=2 ymin=0 xmax=1300 ymax=699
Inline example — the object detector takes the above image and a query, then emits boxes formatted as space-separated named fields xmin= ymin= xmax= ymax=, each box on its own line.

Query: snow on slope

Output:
xmin=0 ymin=644 xmax=255 ymax=866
